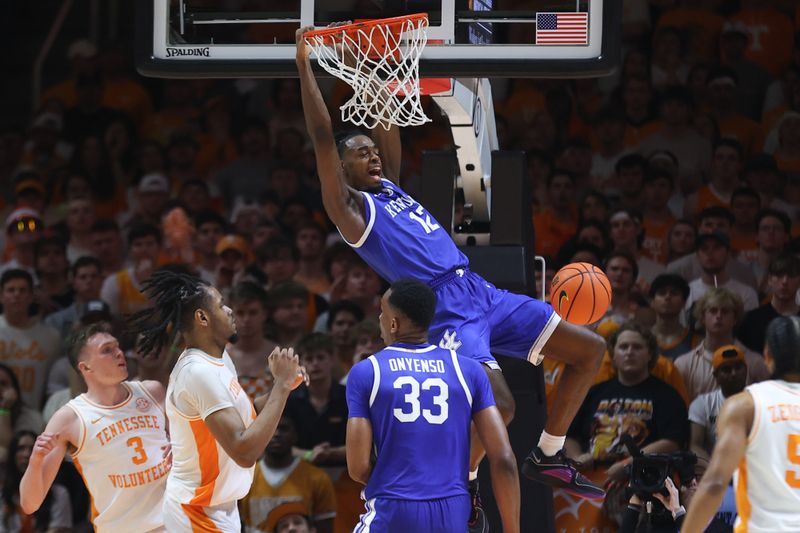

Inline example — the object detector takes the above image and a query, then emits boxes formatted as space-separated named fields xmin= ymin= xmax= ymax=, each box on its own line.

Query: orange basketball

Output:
xmin=550 ymin=262 xmax=612 ymax=325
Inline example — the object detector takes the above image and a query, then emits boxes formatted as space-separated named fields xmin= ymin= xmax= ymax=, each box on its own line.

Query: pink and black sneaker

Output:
xmin=521 ymin=447 xmax=605 ymax=501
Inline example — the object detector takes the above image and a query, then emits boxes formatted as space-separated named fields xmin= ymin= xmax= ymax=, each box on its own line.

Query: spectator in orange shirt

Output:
xmin=38 ymin=39 xmax=97 ymax=108
xmin=684 ymin=139 xmax=744 ymax=218
xmin=140 ymin=80 xmax=199 ymax=145
xmin=532 ymin=169 xmax=577 ymax=259
xmin=729 ymin=187 xmax=761 ymax=263
xmin=731 ymin=0 xmax=795 ymax=76
xmin=656 ymin=0 xmax=725 ymax=63
xmin=620 ymin=76 xmax=657 ymax=148
xmin=96 ymin=44 xmax=154 ymax=125
xmin=707 ymin=68 xmax=762 ymax=155
xmin=641 ymin=168 xmax=676 ymax=265
xmin=294 ymin=220 xmax=331 ymax=299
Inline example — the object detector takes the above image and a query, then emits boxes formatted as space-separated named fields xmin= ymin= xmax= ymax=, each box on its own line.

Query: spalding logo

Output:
xmin=557 ymin=289 xmax=569 ymax=312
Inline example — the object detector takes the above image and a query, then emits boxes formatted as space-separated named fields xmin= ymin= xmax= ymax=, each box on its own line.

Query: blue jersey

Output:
xmin=344 ymin=179 xmax=468 ymax=282
xmin=346 ymin=342 xmax=495 ymax=501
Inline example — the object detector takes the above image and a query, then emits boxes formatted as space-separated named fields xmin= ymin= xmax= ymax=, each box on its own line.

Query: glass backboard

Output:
xmin=136 ymin=0 xmax=620 ymax=78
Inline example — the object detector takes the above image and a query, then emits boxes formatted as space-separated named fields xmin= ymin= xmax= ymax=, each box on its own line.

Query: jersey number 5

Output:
xmin=393 ymin=376 xmax=449 ymax=424
xmin=787 ymin=434 xmax=800 ymax=489
xmin=409 ymin=206 xmax=440 ymax=234
xmin=127 ymin=436 xmax=149 ymax=465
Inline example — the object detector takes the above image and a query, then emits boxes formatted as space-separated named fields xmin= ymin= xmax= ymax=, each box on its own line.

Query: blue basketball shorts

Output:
xmin=428 ymin=268 xmax=561 ymax=368
xmin=353 ymin=494 xmax=471 ymax=533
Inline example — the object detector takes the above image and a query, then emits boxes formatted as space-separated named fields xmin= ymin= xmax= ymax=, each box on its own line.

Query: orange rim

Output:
xmin=303 ymin=13 xmax=428 ymax=45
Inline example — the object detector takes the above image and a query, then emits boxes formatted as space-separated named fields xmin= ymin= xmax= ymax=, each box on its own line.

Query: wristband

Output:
xmin=672 ymin=505 xmax=686 ymax=521
xmin=0 ymin=408 xmax=10 ymax=416
xmin=303 ymin=450 xmax=313 ymax=461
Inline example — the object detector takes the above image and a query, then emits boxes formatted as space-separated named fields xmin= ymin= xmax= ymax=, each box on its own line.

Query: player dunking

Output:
xmin=347 ymin=279 xmax=520 ymax=532
xmin=295 ymin=27 xmax=606 ymax=522
xmin=681 ymin=315 xmax=800 ymax=533
xmin=128 ymin=270 xmax=302 ymax=532
xmin=20 ymin=323 xmax=170 ymax=533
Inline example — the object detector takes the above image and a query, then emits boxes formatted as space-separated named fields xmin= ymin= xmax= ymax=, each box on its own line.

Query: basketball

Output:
xmin=550 ymin=262 xmax=612 ymax=325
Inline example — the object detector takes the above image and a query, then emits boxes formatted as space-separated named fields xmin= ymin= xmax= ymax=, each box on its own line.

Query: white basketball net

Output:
xmin=305 ymin=16 xmax=431 ymax=130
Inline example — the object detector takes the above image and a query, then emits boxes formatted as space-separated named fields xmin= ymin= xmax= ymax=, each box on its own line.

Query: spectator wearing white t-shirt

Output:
xmin=685 ymin=231 xmax=759 ymax=315
xmin=688 ymin=344 xmax=748 ymax=461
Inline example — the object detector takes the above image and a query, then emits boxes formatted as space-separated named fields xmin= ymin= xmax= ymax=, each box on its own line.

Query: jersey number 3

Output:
xmin=393 ymin=376 xmax=449 ymax=424
xmin=127 ymin=436 xmax=149 ymax=465
xmin=409 ymin=206 xmax=440 ymax=234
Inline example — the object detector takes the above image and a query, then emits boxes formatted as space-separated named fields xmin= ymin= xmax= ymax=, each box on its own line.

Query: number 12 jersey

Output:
xmin=346 ymin=343 xmax=495 ymax=500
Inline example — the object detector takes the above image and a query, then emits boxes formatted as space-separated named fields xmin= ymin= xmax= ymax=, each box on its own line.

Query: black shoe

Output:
xmin=521 ymin=446 xmax=605 ymax=501
xmin=467 ymin=478 xmax=489 ymax=533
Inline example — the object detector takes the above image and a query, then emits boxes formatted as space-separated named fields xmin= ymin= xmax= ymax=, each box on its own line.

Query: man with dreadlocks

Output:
xmin=128 ymin=269 xmax=302 ymax=532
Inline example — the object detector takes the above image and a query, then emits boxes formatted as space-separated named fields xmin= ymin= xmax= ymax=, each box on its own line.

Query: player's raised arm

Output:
xmin=295 ymin=27 xmax=366 ymax=243
xmin=19 ymin=407 xmax=78 ymax=514
xmin=680 ymin=391 xmax=753 ymax=533
xmin=205 ymin=347 xmax=301 ymax=468
xmin=371 ymin=122 xmax=401 ymax=183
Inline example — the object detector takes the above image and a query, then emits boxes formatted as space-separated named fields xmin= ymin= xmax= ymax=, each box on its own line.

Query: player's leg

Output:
xmin=487 ymin=287 xmax=606 ymax=499
xmin=428 ymin=284 xmax=498 ymax=533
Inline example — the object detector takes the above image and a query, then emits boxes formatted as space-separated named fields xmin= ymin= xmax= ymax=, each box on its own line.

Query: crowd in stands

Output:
xmin=1 ymin=0 xmax=799 ymax=531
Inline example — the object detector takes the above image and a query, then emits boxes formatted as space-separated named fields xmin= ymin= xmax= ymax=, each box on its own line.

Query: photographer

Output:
xmin=559 ymin=324 xmax=688 ymax=530
xmin=621 ymin=467 xmax=735 ymax=532
xmin=621 ymin=476 xmax=687 ymax=533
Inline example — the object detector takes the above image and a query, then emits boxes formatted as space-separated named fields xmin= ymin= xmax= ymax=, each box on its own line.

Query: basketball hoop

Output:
xmin=304 ymin=14 xmax=433 ymax=130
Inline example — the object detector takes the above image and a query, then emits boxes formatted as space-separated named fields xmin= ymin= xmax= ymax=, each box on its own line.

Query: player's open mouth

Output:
xmin=368 ymin=167 xmax=381 ymax=177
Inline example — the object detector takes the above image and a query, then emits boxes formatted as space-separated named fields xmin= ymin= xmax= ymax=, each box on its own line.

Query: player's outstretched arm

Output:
xmin=205 ymin=348 xmax=300 ymax=468
xmin=20 ymin=407 xmax=78 ymax=514
xmin=474 ymin=406 xmax=520 ymax=533
xmin=680 ymin=391 xmax=753 ymax=533
xmin=295 ymin=27 xmax=366 ymax=243
xmin=371 ymin=123 xmax=401 ymax=183
xmin=345 ymin=417 xmax=373 ymax=484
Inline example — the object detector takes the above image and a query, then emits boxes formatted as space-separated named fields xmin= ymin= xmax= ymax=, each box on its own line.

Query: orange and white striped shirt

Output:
xmin=164 ymin=348 xmax=256 ymax=530
xmin=67 ymin=382 xmax=168 ymax=533
xmin=734 ymin=380 xmax=800 ymax=533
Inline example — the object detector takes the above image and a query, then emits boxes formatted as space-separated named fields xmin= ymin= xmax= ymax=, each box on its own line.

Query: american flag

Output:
xmin=535 ymin=12 xmax=589 ymax=45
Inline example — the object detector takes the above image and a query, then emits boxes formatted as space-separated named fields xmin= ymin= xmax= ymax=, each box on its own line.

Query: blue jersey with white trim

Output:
xmin=344 ymin=179 xmax=468 ymax=282
xmin=346 ymin=342 xmax=495 ymax=500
